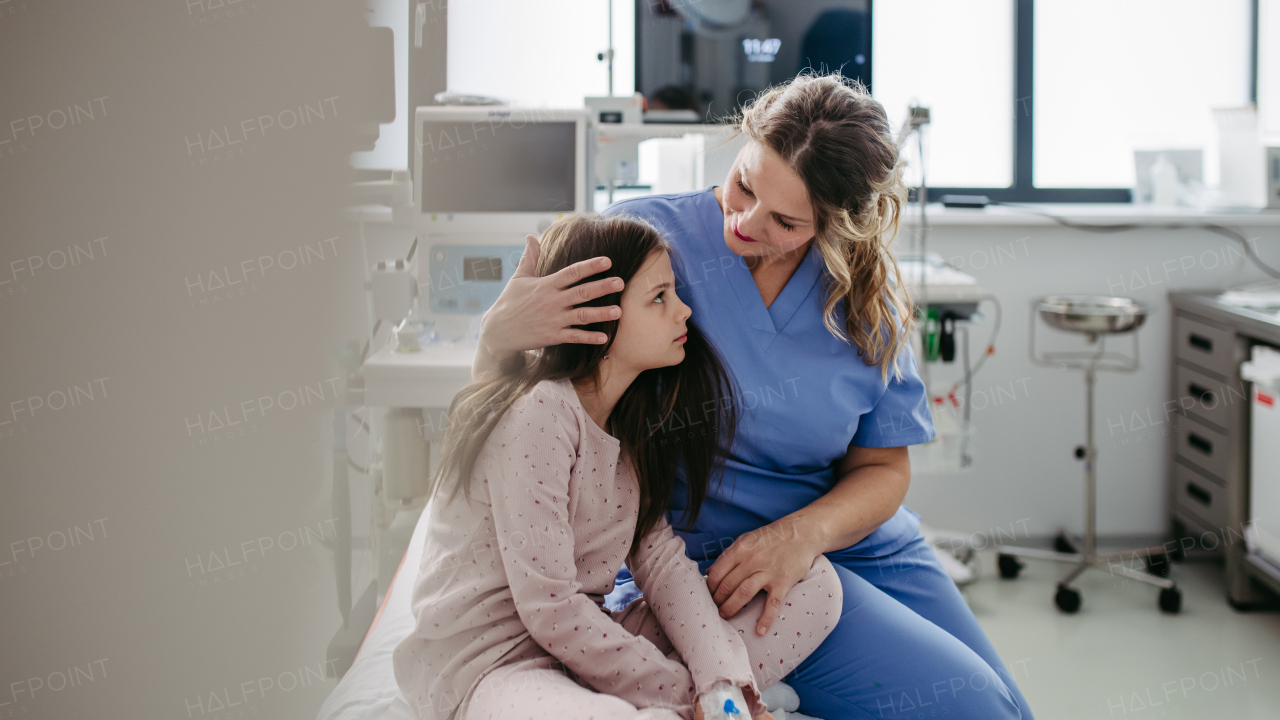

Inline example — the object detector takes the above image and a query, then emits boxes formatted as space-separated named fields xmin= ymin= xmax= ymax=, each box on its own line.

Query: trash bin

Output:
xmin=1241 ymin=345 xmax=1280 ymax=567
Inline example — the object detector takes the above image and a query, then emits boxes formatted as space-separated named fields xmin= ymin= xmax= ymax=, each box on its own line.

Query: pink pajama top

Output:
xmin=393 ymin=377 xmax=766 ymax=720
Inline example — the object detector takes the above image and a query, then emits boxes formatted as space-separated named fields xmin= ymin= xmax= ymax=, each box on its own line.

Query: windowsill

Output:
xmin=903 ymin=203 xmax=1280 ymax=227
xmin=345 ymin=197 xmax=1280 ymax=229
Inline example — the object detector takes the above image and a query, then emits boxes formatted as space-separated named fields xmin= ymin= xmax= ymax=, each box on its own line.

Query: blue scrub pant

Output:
xmin=778 ymin=534 xmax=1032 ymax=720
xmin=608 ymin=533 xmax=1033 ymax=720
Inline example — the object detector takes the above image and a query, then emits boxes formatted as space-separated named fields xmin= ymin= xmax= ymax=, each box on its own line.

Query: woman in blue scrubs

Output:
xmin=472 ymin=74 xmax=1033 ymax=720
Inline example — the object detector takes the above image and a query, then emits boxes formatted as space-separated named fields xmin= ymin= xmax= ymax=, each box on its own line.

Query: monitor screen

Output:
xmin=462 ymin=256 xmax=504 ymax=281
xmin=636 ymin=0 xmax=871 ymax=121
xmin=418 ymin=120 xmax=577 ymax=213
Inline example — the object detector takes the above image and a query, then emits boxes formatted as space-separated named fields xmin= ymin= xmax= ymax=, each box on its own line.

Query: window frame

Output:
xmin=920 ymin=0 xmax=1260 ymax=203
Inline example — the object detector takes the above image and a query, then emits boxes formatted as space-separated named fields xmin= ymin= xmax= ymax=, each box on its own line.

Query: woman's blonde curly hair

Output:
xmin=723 ymin=72 xmax=914 ymax=382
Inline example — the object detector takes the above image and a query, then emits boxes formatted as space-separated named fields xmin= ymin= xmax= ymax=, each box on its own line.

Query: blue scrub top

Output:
xmin=602 ymin=187 xmax=935 ymax=565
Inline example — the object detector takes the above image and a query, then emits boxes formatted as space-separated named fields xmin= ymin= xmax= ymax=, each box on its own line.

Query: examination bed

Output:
xmin=315 ymin=509 xmax=426 ymax=720
xmin=315 ymin=509 xmax=817 ymax=720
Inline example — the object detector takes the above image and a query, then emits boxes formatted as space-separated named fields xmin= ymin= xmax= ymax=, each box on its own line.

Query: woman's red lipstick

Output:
xmin=732 ymin=222 xmax=758 ymax=243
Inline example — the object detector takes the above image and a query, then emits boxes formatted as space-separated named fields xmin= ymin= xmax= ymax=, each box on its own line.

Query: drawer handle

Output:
xmin=1188 ymin=383 xmax=1215 ymax=404
xmin=1188 ymin=333 xmax=1213 ymax=352
xmin=1186 ymin=482 xmax=1212 ymax=506
xmin=1187 ymin=433 xmax=1213 ymax=455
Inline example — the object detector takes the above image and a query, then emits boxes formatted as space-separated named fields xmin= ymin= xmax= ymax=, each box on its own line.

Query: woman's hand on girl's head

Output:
xmin=704 ymin=517 xmax=824 ymax=636
xmin=478 ymin=234 xmax=625 ymax=354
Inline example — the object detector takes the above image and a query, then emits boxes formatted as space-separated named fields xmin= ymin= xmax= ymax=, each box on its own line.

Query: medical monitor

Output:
xmin=413 ymin=106 xmax=588 ymax=316
xmin=414 ymin=106 xmax=588 ymax=221
xmin=635 ymin=0 xmax=871 ymax=121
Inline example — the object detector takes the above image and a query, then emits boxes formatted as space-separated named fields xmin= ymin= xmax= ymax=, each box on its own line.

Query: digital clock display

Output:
xmin=463 ymin=257 xmax=503 ymax=281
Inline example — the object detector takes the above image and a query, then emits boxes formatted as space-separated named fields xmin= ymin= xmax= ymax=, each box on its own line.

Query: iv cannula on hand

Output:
xmin=696 ymin=681 xmax=774 ymax=720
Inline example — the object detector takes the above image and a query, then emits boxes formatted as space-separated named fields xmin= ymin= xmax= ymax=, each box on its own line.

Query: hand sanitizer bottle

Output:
xmin=1151 ymin=154 xmax=1180 ymax=206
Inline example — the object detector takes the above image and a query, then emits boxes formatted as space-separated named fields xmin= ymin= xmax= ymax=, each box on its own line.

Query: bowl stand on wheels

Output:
xmin=994 ymin=296 xmax=1182 ymax=614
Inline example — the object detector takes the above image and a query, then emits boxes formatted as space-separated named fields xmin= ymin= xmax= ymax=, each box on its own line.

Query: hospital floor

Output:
xmin=965 ymin=548 xmax=1280 ymax=719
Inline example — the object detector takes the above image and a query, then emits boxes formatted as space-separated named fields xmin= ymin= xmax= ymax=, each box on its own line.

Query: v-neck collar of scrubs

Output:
xmin=699 ymin=187 xmax=824 ymax=337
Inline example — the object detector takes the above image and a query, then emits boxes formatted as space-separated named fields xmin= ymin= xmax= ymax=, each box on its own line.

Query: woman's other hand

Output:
xmin=705 ymin=518 xmax=823 ymax=636
xmin=473 ymin=234 xmax=623 ymax=376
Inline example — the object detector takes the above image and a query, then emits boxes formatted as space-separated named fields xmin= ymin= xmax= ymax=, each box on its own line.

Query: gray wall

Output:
xmin=0 ymin=0 xmax=387 ymax=717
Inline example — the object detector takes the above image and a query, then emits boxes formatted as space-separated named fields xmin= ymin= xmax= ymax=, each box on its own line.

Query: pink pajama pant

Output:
xmin=463 ymin=555 xmax=842 ymax=720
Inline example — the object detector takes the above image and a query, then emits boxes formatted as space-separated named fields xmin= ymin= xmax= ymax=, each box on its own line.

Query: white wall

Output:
xmin=448 ymin=0 xmax=634 ymax=107
xmin=900 ymin=220 xmax=1280 ymax=539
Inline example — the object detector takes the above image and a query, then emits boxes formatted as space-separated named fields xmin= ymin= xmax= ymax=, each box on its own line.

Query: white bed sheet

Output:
xmin=315 ymin=508 xmax=815 ymax=720
xmin=315 ymin=509 xmax=429 ymax=720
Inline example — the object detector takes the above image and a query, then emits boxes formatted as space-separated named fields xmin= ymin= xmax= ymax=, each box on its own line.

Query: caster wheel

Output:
xmin=1146 ymin=551 xmax=1171 ymax=578
xmin=997 ymin=554 xmax=1024 ymax=579
xmin=1054 ymin=532 xmax=1076 ymax=554
xmin=1159 ymin=586 xmax=1182 ymax=614
xmin=1055 ymin=584 xmax=1081 ymax=613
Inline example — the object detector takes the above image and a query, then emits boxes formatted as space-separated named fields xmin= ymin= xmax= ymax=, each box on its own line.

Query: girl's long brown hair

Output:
xmin=724 ymin=71 xmax=914 ymax=381
xmin=428 ymin=213 xmax=740 ymax=561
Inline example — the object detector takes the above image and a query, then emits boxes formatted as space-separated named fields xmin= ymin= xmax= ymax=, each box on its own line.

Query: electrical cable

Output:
xmin=943 ymin=293 xmax=1002 ymax=408
xmin=991 ymin=201 xmax=1280 ymax=279
xmin=963 ymin=293 xmax=1002 ymax=380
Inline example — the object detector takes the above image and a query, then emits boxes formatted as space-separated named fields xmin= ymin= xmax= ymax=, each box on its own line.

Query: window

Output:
xmin=874 ymin=0 xmax=1014 ymax=188
xmin=875 ymin=0 xmax=1257 ymax=202
xmin=1035 ymin=0 xmax=1252 ymax=189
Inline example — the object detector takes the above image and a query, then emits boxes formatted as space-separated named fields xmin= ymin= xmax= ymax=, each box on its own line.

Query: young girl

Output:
xmin=393 ymin=213 xmax=842 ymax=720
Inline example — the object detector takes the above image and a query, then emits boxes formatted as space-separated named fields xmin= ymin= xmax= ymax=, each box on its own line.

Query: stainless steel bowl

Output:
xmin=1037 ymin=295 xmax=1149 ymax=335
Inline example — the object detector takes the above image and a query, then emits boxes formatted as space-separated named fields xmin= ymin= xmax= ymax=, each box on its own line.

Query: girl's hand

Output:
xmin=694 ymin=705 xmax=776 ymax=720
xmin=705 ymin=517 xmax=822 ymax=636
xmin=694 ymin=693 xmax=774 ymax=720
xmin=478 ymin=234 xmax=624 ymax=355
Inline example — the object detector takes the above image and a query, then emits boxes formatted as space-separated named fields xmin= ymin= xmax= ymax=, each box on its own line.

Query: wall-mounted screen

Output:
xmin=636 ymin=0 xmax=871 ymax=121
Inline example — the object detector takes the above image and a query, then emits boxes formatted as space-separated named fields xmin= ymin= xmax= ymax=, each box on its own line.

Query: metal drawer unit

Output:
xmin=1167 ymin=297 xmax=1272 ymax=607
xmin=1175 ymin=313 xmax=1235 ymax=379
xmin=1173 ymin=414 xmax=1230 ymax=481
xmin=1172 ymin=458 xmax=1228 ymax=532
xmin=1172 ymin=363 xmax=1244 ymax=433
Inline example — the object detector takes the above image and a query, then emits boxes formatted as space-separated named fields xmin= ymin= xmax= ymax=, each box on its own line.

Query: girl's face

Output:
xmin=608 ymin=249 xmax=692 ymax=371
xmin=720 ymin=140 xmax=816 ymax=262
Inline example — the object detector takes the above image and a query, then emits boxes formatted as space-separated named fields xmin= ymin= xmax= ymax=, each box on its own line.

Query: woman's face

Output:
xmin=720 ymin=140 xmax=816 ymax=262
xmin=609 ymin=249 xmax=692 ymax=371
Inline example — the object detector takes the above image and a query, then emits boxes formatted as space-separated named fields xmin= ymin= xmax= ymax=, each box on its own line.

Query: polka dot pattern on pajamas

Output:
xmin=392 ymin=378 xmax=842 ymax=720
